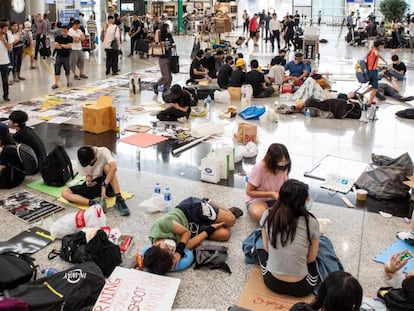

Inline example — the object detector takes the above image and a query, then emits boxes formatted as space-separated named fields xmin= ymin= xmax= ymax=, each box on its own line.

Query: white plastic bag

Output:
xmin=259 ymin=108 xmax=279 ymax=123
xmin=208 ymin=149 xmax=230 ymax=179
xmin=241 ymin=84 xmax=253 ymax=106
xmin=139 ymin=195 xmax=165 ymax=213
xmin=214 ymin=90 xmax=231 ymax=104
xmin=244 ymin=142 xmax=258 ymax=158
xmin=201 ymin=157 xmax=221 ymax=183
xmin=234 ymin=145 xmax=246 ymax=163
xmin=50 ymin=204 xmax=107 ymax=239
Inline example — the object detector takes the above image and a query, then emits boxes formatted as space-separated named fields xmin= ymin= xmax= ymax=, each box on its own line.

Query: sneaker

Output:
xmin=51 ymin=84 xmax=58 ymax=89
xmin=67 ymin=82 xmax=73 ymax=87
xmin=74 ymin=75 xmax=81 ymax=80
xmin=400 ymin=96 xmax=414 ymax=102
xmin=153 ymin=83 xmax=159 ymax=95
xmin=115 ymin=199 xmax=130 ymax=216
xmin=79 ymin=74 xmax=88 ymax=79
xmin=177 ymin=116 xmax=187 ymax=123
xmin=3 ymin=96 xmax=10 ymax=102
xmin=397 ymin=231 xmax=414 ymax=245
xmin=376 ymin=92 xmax=386 ymax=101
xmin=30 ymin=65 xmax=36 ymax=69
xmin=229 ymin=207 xmax=244 ymax=219
xmin=18 ymin=76 xmax=25 ymax=80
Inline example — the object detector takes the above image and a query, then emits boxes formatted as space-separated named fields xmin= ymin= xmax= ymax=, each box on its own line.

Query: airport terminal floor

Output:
xmin=1 ymin=24 xmax=414 ymax=309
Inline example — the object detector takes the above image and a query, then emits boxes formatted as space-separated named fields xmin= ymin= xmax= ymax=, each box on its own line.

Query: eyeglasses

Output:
xmin=276 ymin=163 xmax=290 ymax=170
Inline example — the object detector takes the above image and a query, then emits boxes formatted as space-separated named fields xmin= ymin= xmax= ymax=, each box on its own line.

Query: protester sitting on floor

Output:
xmin=278 ymin=49 xmax=287 ymax=66
xmin=189 ymin=49 xmax=209 ymax=82
xmin=0 ymin=123 xmax=25 ymax=189
xmin=157 ymin=84 xmax=192 ymax=122
xmin=8 ymin=110 xmax=47 ymax=170
xmin=214 ymin=49 xmax=225 ymax=77
xmin=246 ymin=143 xmax=290 ymax=222
xmin=284 ymin=52 xmax=308 ymax=86
xmin=61 ymin=145 xmax=130 ymax=216
xmin=230 ymin=58 xmax=246 ymax=87
xmin=143 ymin=197 xmax=237 ymax=275
xmin=267 ymin=56 xmax=285 ymax=86
xmin=259 ymin=179 xmax=320 ymax=297
xmin=245 ymin=59 xmax=279 ymax=98
xmin=380 ymin=55 xmax=407 ymax=81
xmin=289 ymin=271 xmax=363 ymax=310
xmin=201 ymin=48 xmax=216 ymax=78
xmin=234 ymin=52 xmax=244 ymax=62
xmin=375 ymin=79 xmax=414 ymax=102
xmin=217 ymin=55 xmax=234 ymax=89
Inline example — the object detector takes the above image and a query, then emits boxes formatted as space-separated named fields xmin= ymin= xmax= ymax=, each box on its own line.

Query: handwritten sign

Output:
xmin=93 ymin=267 xmax=180 ymax=311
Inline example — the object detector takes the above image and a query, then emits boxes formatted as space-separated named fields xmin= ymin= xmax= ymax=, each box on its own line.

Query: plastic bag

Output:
xmin=214 ymin=90 xmax=231 ymax=104
xmin=50 ymin=204 xmax=107 ymax=239
xmin=244 ymin=142 xmax=258 ymax=158
xmin=234 ymin=146 xmax=246 ymax=163
xmin=259 ymin=109 xmax=279 ymax=123
xmin=139 ymin=195 xmax=165 ymax=213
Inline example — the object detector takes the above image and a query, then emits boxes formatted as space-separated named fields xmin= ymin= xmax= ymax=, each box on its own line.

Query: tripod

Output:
xmin=336 ymin=17 xmax=348 ymax=48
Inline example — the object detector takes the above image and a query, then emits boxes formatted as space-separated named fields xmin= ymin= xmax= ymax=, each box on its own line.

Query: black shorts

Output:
xmin=55 ymin=56 xmax=70 ymax=76
xmin=176 ymin=197 xmax=219 ymax=237
xmin=69 ymin=175 xmax=115 ymax=200
xmin=124 ymin=26 xmax=130 ymax=33
xmin=250 ymin=31 xmax=257 ymax=38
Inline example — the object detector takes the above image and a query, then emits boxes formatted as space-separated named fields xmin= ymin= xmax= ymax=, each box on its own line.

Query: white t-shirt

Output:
xmin=103 ymin=24 xmax=120 ymax=50
xmin=78 ymin=147 xmax=115 ymax=180
xmin=269 ymin=19 xmax=281 ymax=32
xmin=0 ymin=40 xmax=10 ymax=65
xmin=68 ymin=28 xmax=83 ymax=50
xmin=268 ymin=64 xmax=285 ymax=85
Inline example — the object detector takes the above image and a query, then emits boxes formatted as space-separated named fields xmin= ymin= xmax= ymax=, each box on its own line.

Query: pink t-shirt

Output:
xmin=246 ymin=160 xmax=288 ymax=204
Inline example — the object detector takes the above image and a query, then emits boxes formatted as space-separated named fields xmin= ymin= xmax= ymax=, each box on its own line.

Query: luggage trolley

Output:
xmin=302 ymin=26 xmax=320 ymax=60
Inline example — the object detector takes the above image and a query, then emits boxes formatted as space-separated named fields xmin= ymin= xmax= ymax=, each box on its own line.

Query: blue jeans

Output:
xmin=0 ymin=64 xmax=9 ymax=98
xmin=388 ymin=70 xmax=405 ymax=81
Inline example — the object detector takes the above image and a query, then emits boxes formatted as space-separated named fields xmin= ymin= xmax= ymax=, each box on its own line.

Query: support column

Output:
xmin=28 ymin=0 xmax=46 ymax=16
xmin=177 ymin=0 xmax=183 ymax=33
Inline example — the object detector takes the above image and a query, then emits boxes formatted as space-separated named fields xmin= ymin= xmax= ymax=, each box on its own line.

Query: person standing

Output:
xmin=242 ymin=10 xmax=249 ymax=34
xmin=10 ymin=22 xmax=24 ymax=82
xmin=153 ymin=23 xmax=175 ymax=95
xmin=22 ymin=21 xmax=36 ymax=69
xmin=245 ymin=14 xmax=259 ymax=47
xmin=121 ymin=13 xmax=130 ymax=42
xmin=68 ymin=20 xmax=88 ymax=80
xmin=86 ymin=15 xmax=97 ymax=48
xmin=409 ymin=17 xmax=414 ymax=53
xmin=128 ymin=13 xmax=141 ymax=57
xmin=269 ymin=13 xmax=281 ymax=52
xmin=0 ymin=21 xmax=11 ymax=102
xmin=52 ymin=26 xmax=73 ymax=89
xmin=317 ymin=10 xmax=322 ymax=26
xmin=103 ymin=16 xmax=120 ymax=76
xmin=283 ymin=15 xmax=295 ymax=49
xmin=34 ymin=14 xmax=47 ymax=61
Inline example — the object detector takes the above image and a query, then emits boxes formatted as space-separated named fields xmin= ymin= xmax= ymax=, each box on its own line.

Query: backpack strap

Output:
xmin=48 ymin=249 xmax=61 ymax=260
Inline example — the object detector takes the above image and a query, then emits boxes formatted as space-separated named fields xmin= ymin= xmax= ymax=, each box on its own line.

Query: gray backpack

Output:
xmin=194 ymin=244 xmax=231 ymax=274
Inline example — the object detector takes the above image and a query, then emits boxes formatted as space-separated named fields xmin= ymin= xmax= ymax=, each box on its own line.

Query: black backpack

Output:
xmin=5 ymin=144 xmax=39 ymax=175
xmin=0 ymin=252 xmax=37 ymax=291
xmin=194 ymin=244 xmax=231 ymax=274
xmin=377 ymin=286 xmax=414 ymax=311
xmin=396 ymin=108 xmax=414 ymax=119
xmin=41 ymin=145 xmax=75 ymax=186
xmin=49 ymin=230 xmax=122 ymax=277
xmin=5 ymin=261 xmax=105 ymax=311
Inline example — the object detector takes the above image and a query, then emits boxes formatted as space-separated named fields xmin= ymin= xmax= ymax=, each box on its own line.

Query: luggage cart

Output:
xmin=303 ymin=35 xmax=319 ymax=60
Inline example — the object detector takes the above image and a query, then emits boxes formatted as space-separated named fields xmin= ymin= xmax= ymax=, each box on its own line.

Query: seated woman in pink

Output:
xmin=246 ymin=143 xmax=291 ymax=222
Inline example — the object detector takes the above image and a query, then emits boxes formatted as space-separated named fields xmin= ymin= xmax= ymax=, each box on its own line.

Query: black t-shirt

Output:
xmin=201 ymin=56 xmax=216 ymax=78
xmin=178 ymin=91 xmax=192 ymax=116
xmin=160 ymin=32 xmax=174 ymax=58
xmin=55 ymin=35 xmax=73 ymax=58
xmin=131 ymin=20 xmax=141 ymax=35
xmin=245 ymin=70 xmax=265 ymax=97
xmin=13 ymin=127 xmax=47 ymax=167
xmin=230 ymin=69 xmax=246 ymax=87
xmin=393 ymin=62 xmax=407 ymax=74
xmin=0 ymin=144 xmax=25 ymax=189
xmin=190 ymin=58 xmax=204 ymax=80
xmin=218 ymin=64 xmax=233 ymax=89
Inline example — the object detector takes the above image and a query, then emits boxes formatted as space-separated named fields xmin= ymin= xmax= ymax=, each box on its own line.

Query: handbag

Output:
xmin=171 ymin=49 xmax=179 ymax=74
xmin=150 ymin=42 xmax=165 ymax=56
xmin=110 ymin=39 xmax=118 ymax=50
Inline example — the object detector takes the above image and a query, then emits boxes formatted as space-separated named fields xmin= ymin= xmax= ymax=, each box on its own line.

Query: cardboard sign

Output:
xmin=93 ymin=267 xmax=180 ymax=311
xmin=237 ymin=268 xmax=313 ymax=311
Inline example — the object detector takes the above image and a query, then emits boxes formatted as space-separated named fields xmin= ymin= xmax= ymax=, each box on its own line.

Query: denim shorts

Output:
xmin=246 ymin=200 xmax=276 ymax=211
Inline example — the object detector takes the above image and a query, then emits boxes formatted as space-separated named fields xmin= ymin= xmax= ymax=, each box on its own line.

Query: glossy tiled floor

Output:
xmin=1 ymin=25 xmax=414 ymax=309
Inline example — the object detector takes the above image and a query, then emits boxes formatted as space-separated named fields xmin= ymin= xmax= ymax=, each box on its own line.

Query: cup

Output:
xmin=356 ymin=189 xmax=368 ymax=201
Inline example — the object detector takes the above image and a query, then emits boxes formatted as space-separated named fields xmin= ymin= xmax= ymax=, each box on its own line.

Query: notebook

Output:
xmin=320 ymin=174 xmax=355 ymax=194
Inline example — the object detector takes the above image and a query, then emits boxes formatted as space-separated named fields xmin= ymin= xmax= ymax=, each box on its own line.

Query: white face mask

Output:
xmin=306 ymin=198 xmax=314 ymax=211
xmin=163 ymin=239 xmax=176 ymax=252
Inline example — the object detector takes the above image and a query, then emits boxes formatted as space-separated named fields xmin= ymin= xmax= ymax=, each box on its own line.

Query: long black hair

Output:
xmin=264 ymin=179 xmax=312 ymax=248
xmin=263 ymin=143 xmax=291 ymax=175
xmin=309 ymin=271 xmax=363 ymax=311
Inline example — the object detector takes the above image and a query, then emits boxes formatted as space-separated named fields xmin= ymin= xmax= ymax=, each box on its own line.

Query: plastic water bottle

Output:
xmin=116 ymin=113 xmax=121 ymax=139
xmin=154 ymin=182 xmax=161 ymax=195
xmin=163 ymin=187 xmax=171 ymax=213
xmin=41 ymin=268 xmax=58 ymax=277
xmin=205 ymin=95 xmax=212 ymax=116
xmin=305 ymin=108 xmax=311 ymax=118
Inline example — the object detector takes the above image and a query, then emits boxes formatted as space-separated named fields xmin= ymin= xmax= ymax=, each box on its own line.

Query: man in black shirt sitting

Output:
xmin=218 ymin=55 xmax=234 ymax=89
xmin=157 ymin=85 xmax=192 ymax=122
xmin=201 ymin=48 xmax=216 ymax=78
xmin=9 ymin=110 xmax=47 ymax=171
xmin=51 ymin=26 xmax=73 ymax=89
xmin=230 ymin=58 xmax=246 ymax=87
xmin=190 ymin=50 xmax=209 ymax=82
xmin=380 ymin=54 xmax=407 ymax=81
xmin=245 ymin=59 xmax=278 ymax=98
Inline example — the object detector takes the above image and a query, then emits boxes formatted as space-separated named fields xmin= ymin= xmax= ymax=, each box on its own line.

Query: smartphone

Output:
xmin=400 ymin=250 xmax=413 ymax=262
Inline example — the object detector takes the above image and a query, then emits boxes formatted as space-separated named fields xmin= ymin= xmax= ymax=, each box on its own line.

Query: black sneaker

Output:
xmin=153 ymin=83 xmax=159 ymax=95
xmin=115 ymin=199 xmax=130 ymax=216
xmin=400 ymin=96 xmax=414 ymax=102
xmin=229 ymin=207 xmax=244 ymax=219
xmin=376 ymin=92 xmax=386 ymax=100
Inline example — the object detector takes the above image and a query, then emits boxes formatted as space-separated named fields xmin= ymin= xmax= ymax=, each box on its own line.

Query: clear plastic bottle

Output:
xmin=163 ymin=187 xmax=171 ymax=213
xmin=41 ymin=268 xmax=58 ymax=277
xmin=154 ymin=182 xmax=161 ymax=195
xmin=305 ymin=108 xmax=311 ymax=118
xmin=205 ymin=95 xmax=212 ymax=116
xmin=116 ymin=113 xmax=121 ymax=138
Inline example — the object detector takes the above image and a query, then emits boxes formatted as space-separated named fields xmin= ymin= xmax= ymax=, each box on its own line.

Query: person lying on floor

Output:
xmin=157 ymin=84 xmax=192 ymax=122
xmin=375 ymin=79 xmax=414 ymax=102
xmin=61 ymin=145 xmax=130 ymax=216
xmin=143 ymin=197 xmax=239 ymax=275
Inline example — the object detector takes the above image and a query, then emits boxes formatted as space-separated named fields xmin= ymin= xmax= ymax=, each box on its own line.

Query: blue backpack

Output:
xmin=355 ymin=59 xmax=370 ymax=83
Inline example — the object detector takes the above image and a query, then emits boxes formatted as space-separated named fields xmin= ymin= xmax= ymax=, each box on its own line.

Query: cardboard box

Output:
xmin=83 ymin=96 xmax=116 ymax=134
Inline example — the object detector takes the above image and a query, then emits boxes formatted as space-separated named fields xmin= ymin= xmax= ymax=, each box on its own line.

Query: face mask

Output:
xmin=306 ymin=198 xmax=314 ymax=211
xmin=163 ymin=239 xmax=176 ymax=252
